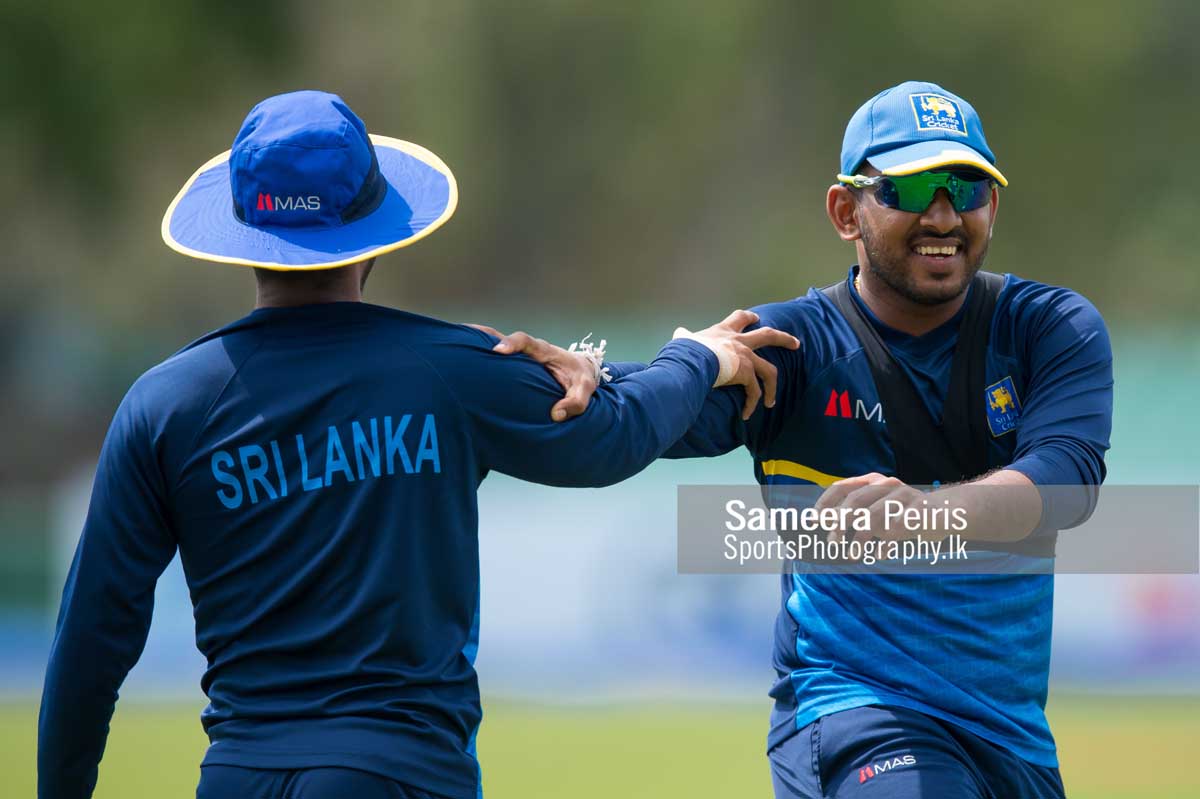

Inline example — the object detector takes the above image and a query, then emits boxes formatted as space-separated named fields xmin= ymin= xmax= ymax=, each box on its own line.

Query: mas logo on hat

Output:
xmin=910 ymin=93 xmax=967 ymax=136
xmin=985 ymin=376 xmax=1022 ymax=437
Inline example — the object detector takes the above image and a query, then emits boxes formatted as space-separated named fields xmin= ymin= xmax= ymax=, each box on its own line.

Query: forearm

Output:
xmin=40 ymin=637 xmax=121 ymax=798
xmin=584 ymin=362 xmax=748 ymax=460
xmin=602 ymin=354 xmax=750 ymax=459
xmin=563 ymin=341 xmax=719 ymax=484
xmin=467 ymin=310 xmax=800 ymax=471
xmin=602 ymin=360 xmax=648 ymax=381
xmin=936 ymin=468 xmax=1043 ymax=543
xmin=662 ymin=386 xmax=747 ymax=458
xmin=480 ymin=339 xmax=719 ymax=486
xmin=39 ymin=562 xmax=157 ymax=798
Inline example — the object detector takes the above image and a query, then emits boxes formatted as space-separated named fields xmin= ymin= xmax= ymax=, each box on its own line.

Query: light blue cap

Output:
xmin=839 ymin=81 xmax=1007 ymax=186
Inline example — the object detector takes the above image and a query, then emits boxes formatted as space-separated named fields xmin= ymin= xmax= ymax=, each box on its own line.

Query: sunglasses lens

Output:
xmin=890 ymin=177 xmax=938 ymax=213
xmin=875 ymin=178 xmax=901 ymax=209
xmin=947 ymin=175 xmax=993 ymax=211
xmin=874 ymin=173 xmax=992 ymax=213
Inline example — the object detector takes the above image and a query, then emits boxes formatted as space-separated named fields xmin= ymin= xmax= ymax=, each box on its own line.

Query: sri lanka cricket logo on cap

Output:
xmin=985 ymin=376 xmax=1022 ymax=437
xmin=910 ymin=93 xmax=967 ymax=136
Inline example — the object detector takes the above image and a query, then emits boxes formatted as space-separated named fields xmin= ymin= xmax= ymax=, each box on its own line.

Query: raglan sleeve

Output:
xmin=435 ymin=330 xmax=720 ymax=486
xmin=38 ymin=384 xmax=178 ymax=799
xmin=1005 ymin=289 xmax=1113 ymax=529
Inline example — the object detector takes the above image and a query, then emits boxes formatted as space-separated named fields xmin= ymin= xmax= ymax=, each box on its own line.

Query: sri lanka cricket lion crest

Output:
xmin=910 ymin=92 xmax=967 ymax=135
xmin=989 ymin=385 xmax=1014 ymax=414
xmin=984 ymin=377 xmax=1022 ymax=437
xmin=920 ymin=95 xmax=958 ymax=119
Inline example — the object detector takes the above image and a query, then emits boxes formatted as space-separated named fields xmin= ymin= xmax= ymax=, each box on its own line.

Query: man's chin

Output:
xmin=863 ymin=252 xmax=981 ymax=307
xmin=901 ymin=272 xmax=975 ymax=306
xmin=907 ymin=286 xmax=966 ymax=306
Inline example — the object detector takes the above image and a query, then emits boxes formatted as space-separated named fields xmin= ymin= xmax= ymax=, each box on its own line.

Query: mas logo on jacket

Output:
xmin=822 ymin=388 xmax=885 ymax=424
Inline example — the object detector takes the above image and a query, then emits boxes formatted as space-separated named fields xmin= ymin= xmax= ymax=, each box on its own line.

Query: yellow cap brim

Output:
xmin=873 ymin=147 xmax=1008 ymax=187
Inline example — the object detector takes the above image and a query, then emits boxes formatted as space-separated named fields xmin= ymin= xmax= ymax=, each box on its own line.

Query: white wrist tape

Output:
xmin=567 ymin=333 xmax=613 ymax=384
xmin=672 ymin=327 xmax=737 ymax=387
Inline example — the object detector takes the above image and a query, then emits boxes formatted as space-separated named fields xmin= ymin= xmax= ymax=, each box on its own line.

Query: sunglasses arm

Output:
xmin=836 ymin=174 xmax=884 ymax=189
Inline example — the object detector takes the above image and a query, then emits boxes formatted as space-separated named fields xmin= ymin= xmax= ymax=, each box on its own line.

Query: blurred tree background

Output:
xmin=0 ymin=0 xmax=1197 ymax=486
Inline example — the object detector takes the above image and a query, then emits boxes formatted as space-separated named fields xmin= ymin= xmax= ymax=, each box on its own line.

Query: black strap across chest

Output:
xmin=821 ymin=271 xmax=1055 ymax=558
xmin=822 ymin=271 xmax=1002 ymax=485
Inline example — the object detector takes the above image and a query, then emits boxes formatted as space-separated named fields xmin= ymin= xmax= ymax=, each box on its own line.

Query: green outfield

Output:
xmin=8 ymin=696 xmax=1197 ymax=798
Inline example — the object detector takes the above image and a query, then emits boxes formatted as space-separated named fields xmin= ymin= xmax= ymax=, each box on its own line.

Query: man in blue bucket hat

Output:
xmin=493 ymin=80 xmax=1113 ymax=797
xmin=36 ymin=90 xmax=799 ymax=799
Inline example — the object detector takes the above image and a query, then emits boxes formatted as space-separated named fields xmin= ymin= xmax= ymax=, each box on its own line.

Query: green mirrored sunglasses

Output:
xmin=837 ymin=170 xmax=995 ymax=213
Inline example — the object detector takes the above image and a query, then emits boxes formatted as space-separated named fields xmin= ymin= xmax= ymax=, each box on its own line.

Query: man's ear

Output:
xmin=827 ymin=184 xmax=862 ymax=242
xmin=987 ymin=184 xmax=1000 ymax=239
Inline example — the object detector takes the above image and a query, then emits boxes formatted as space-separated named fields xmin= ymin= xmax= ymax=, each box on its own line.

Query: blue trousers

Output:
xmin=768 ymin=705 xmax=1066 ymax=799
xmin=197 ymin=765 xmax=452 ymax=799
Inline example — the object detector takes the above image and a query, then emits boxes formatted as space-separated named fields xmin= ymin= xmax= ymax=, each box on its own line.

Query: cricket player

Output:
xmin=493 ymin=81 xmax=1113 ymax=797
xmin=36 ymin=90 xmax=799 ymax=799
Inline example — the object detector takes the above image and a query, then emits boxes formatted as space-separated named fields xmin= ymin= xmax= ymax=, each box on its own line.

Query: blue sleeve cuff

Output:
xmin=1008 ymin=447 xmax=1101 ymax=532
xmin=1007 ymin=453 xmax=1068 ymax=489
xmin=657 ymin=339 xmax=720 ymax=388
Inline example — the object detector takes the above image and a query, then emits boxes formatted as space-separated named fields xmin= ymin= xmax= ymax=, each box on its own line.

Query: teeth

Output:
xmin=915 ymin=245 xmax=958 ymax=256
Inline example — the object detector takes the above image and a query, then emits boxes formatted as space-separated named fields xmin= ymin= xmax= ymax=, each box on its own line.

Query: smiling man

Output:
xmin=496 ymin=81 xmax=1113 ymax=797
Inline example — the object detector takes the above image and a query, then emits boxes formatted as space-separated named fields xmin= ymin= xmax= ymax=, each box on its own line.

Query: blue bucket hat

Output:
xmin=840 ymin=81 xmax=1008 ymax=186
xmin=162 ymin=90 xmax=458 ymax=269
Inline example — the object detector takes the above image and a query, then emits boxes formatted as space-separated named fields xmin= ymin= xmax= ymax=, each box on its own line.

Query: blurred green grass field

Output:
xmin=6 ymin=696 xmax=1197 ymax=798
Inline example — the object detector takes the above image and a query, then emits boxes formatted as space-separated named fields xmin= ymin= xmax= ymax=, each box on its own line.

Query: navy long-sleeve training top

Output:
xmin=38 ymin=301 xmax=719 ymax=799
xmin=610 ymin=268 xmax=1113 ymax=766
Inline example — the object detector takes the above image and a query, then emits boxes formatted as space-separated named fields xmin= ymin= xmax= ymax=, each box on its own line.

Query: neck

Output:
xmin=254 ymin=264 xmax=366 ymax=309
xmin=855 ymin=267 xmax=968 ymax=337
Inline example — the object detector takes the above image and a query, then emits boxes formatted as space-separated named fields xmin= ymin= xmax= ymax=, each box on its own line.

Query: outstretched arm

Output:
xmin=473 ymin=311 xmax=804 ymax=460
xmin=446 ymin=311 xmax=798 ymax=486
